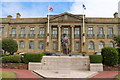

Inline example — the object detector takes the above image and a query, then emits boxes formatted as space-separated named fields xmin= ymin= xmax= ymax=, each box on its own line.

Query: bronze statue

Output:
xmin=61 ymin=34 xmax=70 ymax=55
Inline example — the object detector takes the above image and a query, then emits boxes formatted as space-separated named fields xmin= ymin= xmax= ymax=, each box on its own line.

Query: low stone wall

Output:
xmin=29 ymin=56 xmax=90 ymax=71
xmin=90 ymin=64 xmax=103 ymax=71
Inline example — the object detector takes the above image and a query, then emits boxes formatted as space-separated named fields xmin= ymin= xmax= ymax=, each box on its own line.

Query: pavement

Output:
xmin=1 ymin=68 xmax=120 ymax=80
xmin=2 ymin=68 xmax=42 ymax=80
xmin=34 ymin=70 xmax=98 ymax=78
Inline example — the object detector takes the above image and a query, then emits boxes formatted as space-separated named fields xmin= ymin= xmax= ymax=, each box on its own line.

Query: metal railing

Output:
xmin=51 ymin=34 xmax=58 ymax=38
xmin=38 ymin=34 xmax=45 ymax=38
xmin=28 ymin=34 xmax=35 ymax=38
xmin=9 ymin=34 xmax=16 ymax=38
xmin=97 ymin=34 xmax=105 ymax=38
xmin=19 ymin=34 xmax=26 ymax=38
xmin=87 ymin=34 xmax=95 ymax=38
xmin=107 ymin=34 xmax=114 ymax=39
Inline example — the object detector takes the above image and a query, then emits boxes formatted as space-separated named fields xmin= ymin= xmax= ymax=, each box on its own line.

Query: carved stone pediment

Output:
xmin=49 ymin=12 xmax=83 ymax=22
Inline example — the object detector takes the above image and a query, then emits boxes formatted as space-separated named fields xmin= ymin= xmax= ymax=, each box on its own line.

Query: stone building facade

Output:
xmin=0 ymin=12 xmax=120 ymax=55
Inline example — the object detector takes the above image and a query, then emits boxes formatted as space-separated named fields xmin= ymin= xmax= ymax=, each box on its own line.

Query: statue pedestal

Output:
xmin=41 ymin=56 xmax=90 ymax=70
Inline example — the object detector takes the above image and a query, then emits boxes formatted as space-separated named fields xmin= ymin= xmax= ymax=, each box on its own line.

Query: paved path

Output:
xmin=2 ymin=69 xmax=120 ymax=80
xmin=2 ymin=68 xmax=42 ymax=80
xmin=90 ymin=71 xmax=120 ymax=80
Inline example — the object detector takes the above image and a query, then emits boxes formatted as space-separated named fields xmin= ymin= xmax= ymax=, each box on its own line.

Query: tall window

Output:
xmin=30 ymin=27 xmax=34 ymax=34
xmin=29 ymin=41 xmax=34 ymax=49
xmin=39 ymin=41 xmax=44 ymax=49
xmin=75 ymin=28 xmax=80 ymax=37
xmin=99 ymin=42 xmax=104 ymax=49
xmin=88 ymin=27 xmax=93 ymax=34
xmin=53 ymin=41 xmax=57 ymax=50
xmin=98 ymin=27 xmax=104 ymax=34
xmin=52 ymin=28 xmax=57 ymax=37
xmin=75 ymin=42 xmax=80 ymax=50
xmin=108 ymin=28 xmax=113 ymax=35
xmin=19 ymin=41 xmax=24 ymax=49
xmin=39 ymin=27 xmax=45 ymax=35
xmin=20 ymin=27 xmax=25 ymax=34
xmin=0 ymin=27 xmax=4 ymax=35
xmin=88 ymin=41 xmax=94 ymax=49
xmin=64 ymin=28 xmax=68 ymax=36
xmin=109 ymin=42 xmax=114 ymax=47
xmin=118 ymin=27 xmax=120 ymax=35
xmin=11 ymin=28 xmax=16 ymax=34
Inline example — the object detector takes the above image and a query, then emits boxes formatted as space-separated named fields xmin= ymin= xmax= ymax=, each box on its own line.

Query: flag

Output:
xmin=49 ymin=7 xmax=53 ymax=11
xmin=83 ymin=4 xmax=86 ymax=10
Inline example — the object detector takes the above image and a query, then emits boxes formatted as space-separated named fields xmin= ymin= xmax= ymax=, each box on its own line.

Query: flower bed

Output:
xmin=103 ymin=65 xmax=120 ymax=71
xmin=2 ymin=63 xmax=28 ymax=70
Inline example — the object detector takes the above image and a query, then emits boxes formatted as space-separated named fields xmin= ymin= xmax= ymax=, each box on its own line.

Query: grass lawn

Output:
xmin=0 ymin=71 xmax=17 ymax=80
xmin=115 ymin=74 xmax=120 ymax=80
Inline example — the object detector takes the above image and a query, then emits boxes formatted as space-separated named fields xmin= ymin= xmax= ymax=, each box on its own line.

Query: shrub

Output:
xmin=89 ymin=55 xmax=102 ymax=63
xmin=23 ymin=53 xmax=45 ymax=64
xmin=2 ymin=39 xmax=18 ymax=55
xmin=2 ymin=55 xmax=22 ymax=63
xmin=101 ymin=47 xmax=118 ymax=66
xmin=116 ymin=48 xmax=120 ymax=64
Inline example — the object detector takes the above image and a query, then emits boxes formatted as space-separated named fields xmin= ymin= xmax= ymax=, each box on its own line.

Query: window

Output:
xmin=39 ymin=27 xmax=45 ymax=35
xmin=39 ymin=27 xmax=45 ymax=37
xmin=99 ymin=42 xmax=104 ymax=49
xmin=30 ymin=27 xmax=34 ymax=34
xmin=75 ymin=28 xmax=80 ymax=37
xmin=88 ymin=27 xmax=93 ymax=34
xmin=11 ymin=28 xmax=16 ymax=34
xmin=20 ymin=27 xmax=25 ymax=34
xmin=39 ymin=41 xmax=44 ymax=49
xmin=64 ymin=28 xmax=68 ymax=36
xmin=0 ymin=27 xmax=4 ymax=35
xmin=52 ymin=28 xmax=57 ymax=37
xmin=98 ymin=27 xmax=104 ymax=34
xmin=108 ymin=28 xmax=113 ymax=35
xmin=75 ymin=42 xmax=80 ymax=50
xmin=19 ymin=41 xmax=24 ymax=49
xmin=29 ymin=41 xmax=34 ymax=49
xmin=53 ymin=41 xmax=57 ymax=50
xmin=118 ymin=27 xmax=120 ymax=35
xmin=88 ymin=41 xmax=94 ymax=49
xmin=109 ymin=42 xmax=114 ymax=47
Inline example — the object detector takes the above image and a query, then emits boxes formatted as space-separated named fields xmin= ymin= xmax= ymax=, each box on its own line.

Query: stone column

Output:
xmin=71 ymin=25 xmax=74 ymax=52
xmin=58 ymin=25 xmax=61 ymax=52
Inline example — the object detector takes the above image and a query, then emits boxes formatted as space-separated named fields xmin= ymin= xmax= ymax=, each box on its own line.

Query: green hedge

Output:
xmin=102 ymin=47 xmax=118 ymax=66
xmin=116 ymin=48 xmax=120 ymax=64
xmin=23 ymin=53 xmax=45 ymax=63
xmin=89 ymin=55 xmax=102 ymax=63
xmin=2 ymin=55 xmax=22 ymax=63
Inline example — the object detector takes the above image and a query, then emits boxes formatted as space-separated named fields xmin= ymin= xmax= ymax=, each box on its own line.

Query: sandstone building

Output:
xmin=0 ymin=12 xmax=120 ymax=55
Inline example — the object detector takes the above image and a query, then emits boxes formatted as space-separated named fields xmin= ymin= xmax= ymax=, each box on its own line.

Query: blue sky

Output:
xmin=1 ymin=0 xmax=120 ymax=18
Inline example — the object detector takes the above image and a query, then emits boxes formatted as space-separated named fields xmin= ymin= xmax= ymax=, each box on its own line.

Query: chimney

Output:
xmin=16 ymin=13 xmax=21 ymax=18
xmin=7 ymin=15 xmax=12 ymax=19
xmin=113 ymin=12 xmax=118 ymax=18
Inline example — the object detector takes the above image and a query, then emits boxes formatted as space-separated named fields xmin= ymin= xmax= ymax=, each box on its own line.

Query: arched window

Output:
xmin=88 ymin=41 xmax=94 ymax=49
xmin=109 ymin=42 xmax=114 ymax=47
xmin=99 ymin=41 xmax=104 ymax=49
xmin=29 ymin=41 xmax=34 ymax=49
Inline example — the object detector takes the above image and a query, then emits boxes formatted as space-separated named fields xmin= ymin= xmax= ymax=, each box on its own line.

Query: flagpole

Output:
xmin=82 ymin=4 xmax=85 ymax=45
xmin=47 ymin=4 xmax=50 ymax=44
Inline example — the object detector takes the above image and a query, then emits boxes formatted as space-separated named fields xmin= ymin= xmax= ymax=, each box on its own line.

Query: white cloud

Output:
xmin=69 ymin=0 xmax=119 ymax=17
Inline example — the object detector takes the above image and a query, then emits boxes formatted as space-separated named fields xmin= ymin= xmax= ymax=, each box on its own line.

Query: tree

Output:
xmin=2 ymin=39 xmax=18 ymax=55
xmin=113 ymin=35 xmax=120 ymax=47
xmin=101 ymin=47 xmax=118 ymax=66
